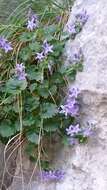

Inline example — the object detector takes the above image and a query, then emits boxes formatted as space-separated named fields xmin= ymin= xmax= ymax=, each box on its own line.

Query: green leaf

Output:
xmin=51 ymin=73 xmax=64 ymax=85
xmin=41 ymin=103 xmax=58 ymax=119
xmin=49 ymin=85 xmax=57 ymax=95
xmin=38 ymin=87 xmax=49 ymax=98
xmin=44 ymin=24 xmax=57 ymax=35
xmin=29 ymin=42 xmax=41 ymax=53
xmin=19 ymin=47 xmax=32 ymax=61
xmin=23 ymin=116 xmax=35 ymax=127
xmin=14 ymin=121 xmax=20 ymax=132
xmin=25 ymin=143 xmax=37 ymax=161
xmin=25 ymin=96 xmax=40 ymax=112
xmin=40 ymin=160 xmax=50 ymax=170
xmin=1 ymin=95 xmax=15 ymax=104
xmin=29 ymin=83 xmax=37 ymax=92
xmin=37 ymin=81 xmax=49 ymax=98
xmin=0 ymin=121 xmax=15 ymax=137
xmin=44 ymin=121 xmax=59 ymax=132
xmin=6 ymin=78 xmax=27 ymax=94
xmin=19 ymin=32 xmax=35 ymax=42
xmin=27 ymin=71 xmax=43 ymax=82
xmin=26 ymin=132 xmax=39 ymax=144
xmin=66 ymin=69 xmax=76 ymax=81
xmin=76 ymin=63 xmax=83 ymax=72
xmin=53 ymin=41 xmax=65 ymax=56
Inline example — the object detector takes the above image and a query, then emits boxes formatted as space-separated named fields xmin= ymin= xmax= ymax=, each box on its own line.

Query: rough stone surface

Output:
xmin=0 ymin=142 xmax=17 ymax=190
xmin=8 ymin=0 xmax=107 ymax=189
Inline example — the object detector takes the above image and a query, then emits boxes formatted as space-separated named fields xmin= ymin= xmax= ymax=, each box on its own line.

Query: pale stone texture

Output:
xmin=0 ymin=142 xmax=17 ymax=190
xmin=8 ymin=0 xmax=107 ymax=189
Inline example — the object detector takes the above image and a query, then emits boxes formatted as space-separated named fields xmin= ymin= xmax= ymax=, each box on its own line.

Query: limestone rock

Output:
xmin=0 ymin=142 xmax=17 ymax=190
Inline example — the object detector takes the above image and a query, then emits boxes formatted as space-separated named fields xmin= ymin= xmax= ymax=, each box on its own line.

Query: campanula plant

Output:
xmin=0 ymin=0 xmax=90 ymax=182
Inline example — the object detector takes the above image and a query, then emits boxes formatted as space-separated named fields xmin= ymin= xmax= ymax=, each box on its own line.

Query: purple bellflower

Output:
xmin=66 ymin=124 xmax=81 ymax=137
xmin=27 ymin=11 xmax=38 ymax=31
xmin=75 ymin=9 xmax=89 ymax=25
xmin=60 ymin=103 xmax=79 ymax=117
xmin=67 ymin=9 xmax=88 ymax=37
xmin=36 ymin=52 xmax=44 ymax=61
xmin=60 ymin=87 xmax=80 ymax=117
xmin=41 ymin=170 xmax=65 ymax=182
xmin=0 ymin=36 xmax=13 ymax=53
xmin=35 ymin=40 xmax=53 ymax=62
xmin=68 ymin=87 xmax=80 ymax=99
xmin=67 ymin=23 xmax=76 ymax=35
xmin=82 ymin=122 xmax=95 ymax=137
xmin=70 ymin=48 xmax=83 ymax=64
xmin=56 ymin=15 xmax=62 ymax=22
xmin=42 ymin=40 xmax=53 ymax=55
xmin=82 ymin=127 xmax=94 ymax=137
xmin=15 ymin=63 xmax=27 ymax=80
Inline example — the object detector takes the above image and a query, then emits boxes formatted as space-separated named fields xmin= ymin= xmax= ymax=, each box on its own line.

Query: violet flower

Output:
xmin=0 ymin=36 xmax=13 ymax=53
xmin=42 ymin=40 xmax=53 ymax=55
xmin=67 ymin=9 xmax=88 ymax=37
xmin=41 ymin=170 xmax=65 ymax=182
xmin=35 ymin=40 xmax=53 ymax=62
xmin=66 ymin=124 xmax=81 ymax=137
xmin=15 ymin=63 xmax=27 ymax=80
xmin=67 ymin=23 xmax=77 ymax=35
xmin=75 ymin=9 xmax=89 ymax=25
xmin=70 ymin=48 xmax=83 ymax=65
xmin=60 ymin=103 xmax=79 ymax=117
xmin=82 ymin=127 xmax=94 ymax=137
xmin=68 ymin=87 xmax=80 ymax=99
xmin=36 ymin=52 xmax=44 ymax=61
xmin=60 ymin=87 xmax=80 ymax=117
xmin=27 ymin=12 xmax=38 ymax=31
xmin=56 ymin=15 xmax=62 ymax=22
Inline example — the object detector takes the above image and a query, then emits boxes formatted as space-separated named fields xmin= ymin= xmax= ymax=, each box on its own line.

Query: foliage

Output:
xmin=0 ymin=0 xmax=86 ymax=171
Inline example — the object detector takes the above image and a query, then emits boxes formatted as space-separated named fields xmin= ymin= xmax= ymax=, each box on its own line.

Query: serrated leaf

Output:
xmin=51 ymin=73 xmax=64 ymax=84
xmin=29 ymin=42 xmax=41 ymax=52
xmin=37 ymin=81 xmax=49 ymax=98
xmin=49 ymin=85 xmax=57 ymax=95
xmin=0 ymin=121 xmax=15 ymax=137
xmin=38 ymin=87 xmax=49 ymax=98
xmin=6 ymin=78 xmax=27 ymax=94
xmin=26 ymin=132 xmax=39 ymax=144
xmin=44 ymin=122 xmax=59 ymax=132
xmin=29 ymin=83 xmax=37 ymax=92
xmin=44 ymin=24 xmax=57 ymax=35
xmin=41 ymin=103 xmax=58 ymax=119
xmin=19 ymin=32 xmax=35 ymax=42
xmin=27 ymin=71 xmax=43 ymax=81
xmin=25 ymin=96 xmax=40 ymax=112
xmin=23 ymin=116 xmax=35 ymax=127
xmin=19 ymin=47 xmax=32 ymax=61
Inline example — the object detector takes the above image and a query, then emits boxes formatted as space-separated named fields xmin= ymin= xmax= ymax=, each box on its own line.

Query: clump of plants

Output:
xmin=0 ymin=0 xmax=91 ymax=182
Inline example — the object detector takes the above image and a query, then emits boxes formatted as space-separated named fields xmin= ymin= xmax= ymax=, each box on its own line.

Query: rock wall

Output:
xmin=7 ymin=0 xmax=107 ymax=189
xmin=0 ymin=142 xmax=17 ymax=190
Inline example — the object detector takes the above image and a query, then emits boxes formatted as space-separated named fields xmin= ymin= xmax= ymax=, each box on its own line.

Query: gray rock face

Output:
xmin=8 ymin=0 xmax=107 ymax=189
xmin=0 ymin=142 xmax=17 ymax=190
